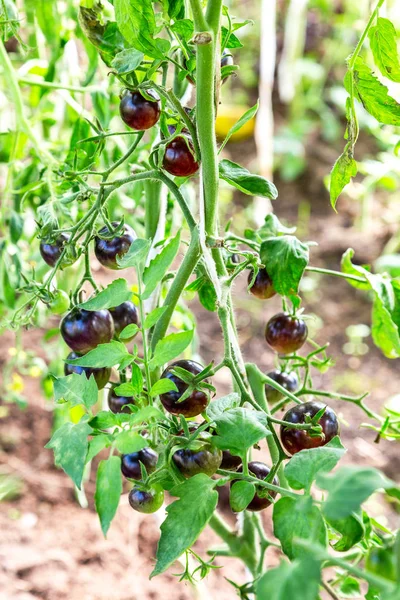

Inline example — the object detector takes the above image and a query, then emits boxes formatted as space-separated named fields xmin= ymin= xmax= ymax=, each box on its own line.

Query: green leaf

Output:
xmin=219 ymin=102 xmax=259 ymax=153
xmin=130 ymin=362 xmax=144 ymax=395
xmin=45 ymin=421 xmax=91 ymax=489
xmin=221 ymin=26 xmax=243 ymax=49
xmin=206 ymin=393 xmax=240 ymax=421
xmin=345 ymin=58 xmax=400 ymax=126
xmin=368 ymin=18 xmax=400 ymax=83
xmin=114 ymin=0 xmax=163 ymax=59
xmin=66 ymin=341 xmax=131 ymax=368
xmin=256 ymin=557 xmax=321 ymax=600
xmin=143 ymin=305 xmax=169 ymax=329
xmin=371 ymin=295 xmax=400 ymax=359
xmin=318 ymin=466 xmax=399 ymax=521
xmin=117 ymin=238 xmax=150 ymax=270
xmin=198 ymin=277 xmax=217 ymax=312
xmin=213 ymin=407 xmax=271 ymax=455
xmin=53 ymin=372 xmax=98 ymax=409
xmin=284 ymin=437 xmax=346 ymax=491
xmin=86 ymin=434 xmax=110 ymax=463
xmin=259 ymin=235 xmax=309 ymax=297
xmin=129 ymin=406 xmax=166 ymax=424
xmin=340 ymin=576 xmax=362 ymax=598
xmin=150 ymin=379 xmax=179 ymax=397
xmin=170 ymin=19 xmax=194 ymax=41
xmin=111 ymin=47 xmax=144 ymax=74
xmin=143 ymin=232 xmax=181 ymax=300
xmin=219 ymin=159 xmax=278 ymax=199
xmin=341 ymin=248 xmax=371 ymax=290
xmin=326 ymin=511 xmax=365 ymax=552
xmin=151 ymin=474 xmax=218 ymax=577
xmin=119 ymin=323 xmax=139 ymax=340
xmin=113 ymin=382 xmax=136 ymax=398
xmin=330 ymin=145 xmax=358 ymax=209
xmin=113 ymin=431 xmax=147 ymax=454
xmin=230 ymin=481 xmax=255 ymax=512
xmin=95 ymin=456 xmax=122 ymax=536
xmin=166 ymin=0 xmax=185 ymax=19
xmin=35 ymin=0 xmax=61 ymax=45
xmin=150 ymin=330 xmax=194 ymax=368
xmin=257 ymin=214 xmax=296 ymax=241
xmin=78 ymin=279 xmax=132 ymax=310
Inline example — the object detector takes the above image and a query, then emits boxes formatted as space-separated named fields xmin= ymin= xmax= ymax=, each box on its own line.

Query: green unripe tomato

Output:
xmin=49 ymin=290 xmax=70 ymax=315
xmin=128 ymin=484 xmax=164 ymax=514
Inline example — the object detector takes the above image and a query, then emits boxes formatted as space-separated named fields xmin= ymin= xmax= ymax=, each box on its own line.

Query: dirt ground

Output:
xmin=1 ymin=134 xmax=400 ymax=600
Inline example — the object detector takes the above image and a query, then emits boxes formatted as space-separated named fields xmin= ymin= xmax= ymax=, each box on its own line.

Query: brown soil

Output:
xmin=1 ymin=134 xmax=400 ymax=599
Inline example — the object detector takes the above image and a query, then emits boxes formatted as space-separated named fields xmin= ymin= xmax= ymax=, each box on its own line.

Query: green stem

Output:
xmin=137 ymin=273 xmax=153 ymax=401
xmin=189 ymin=0 xmax=208 ymax=30
xmin=348 ymin=0 xmax=384 ymax=70
xmin=144 ymin=180 xmax=162 ymax=239
xmin=17 ymin=77 xmax=102 ymax=93
xmin=218 ymin=469 xmax=299 ymax=499
xmin=305 ymin=266 xmax=366 ymax=284
xmin=208 ymin=513 xmax=258 ymax=575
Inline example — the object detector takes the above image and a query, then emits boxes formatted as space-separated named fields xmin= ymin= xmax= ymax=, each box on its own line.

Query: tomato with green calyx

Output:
xmin=94 ymin=222 xmax=136 ymax=270
xmin=119 ymin=90 xmax=160 ymax=131
xmin=220 ymin=450 xmax=242 ymax=470
xmin=108 ymin=385 xmax=134 ymax=414
xmin=265 ymin=370 xmax=299 ymax=404
xmin=109 ymin=301 xmax=138 ymax=339
xmin=121 ymin=448 xmax=158 ymax=480
xmin=49 ymin=290 xmax=70 ymax=315
xmin=159 ymin=359 xmax=209 ymax=418
xmin=60 ymin=308 xmax=114 ymax=354
xmin=233 ymin=462 xmax=278 ymax=511
xmin=280 ymin=400 xmax=339 ymax=455
xmin=40 ymin=233 xmax=76 ymax=268
xmin=162 ymin=136 xmax=199 ymax=177
xmin=64 ymin=351 xmax=111 ymax=389
xmin=128 ymin=484 xmax=164 ymax=514
xmin=172 ymin=443 xmax=222 ymax=478
xmin=265 ymin=313 xmax=308 ymax=355
xmin=248 ymin=268 xmax=276 ymax=300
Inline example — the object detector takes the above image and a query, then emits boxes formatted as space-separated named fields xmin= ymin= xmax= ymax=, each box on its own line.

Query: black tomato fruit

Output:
xmin=60 ymin=308 xmax=114 ymax=354
xmin=248 ymin=268 xmax=276 ymax=300
xmin=280 ymin=400 xmax=339 ymax=455
xmin=121 ymin=448 xmax=158 ymax=480
xmin=162 ymin=136 xmax=199 ymax=177
xmin=109 ymin=301 xmax=139 ymax=339
xmin=128 ymin=484 xmax=164 ymax=514
xmin=221 ymin=51 xmax=234 ymax=83
xmin=94 ymin=222 xmax=136 ymax=270
xmin=265 ymin=312 xmax=308 ymax=355
xmin=40 ymin=233 xmax=71 ymax=268
xmin=233 ymin=462 xmax=278 ymax=512
xmin=265 ymin=370 xmax=299 ymax=404
xmin=64 ymin=351 xmax=111 ymax=389
xmin=220 ymin=450 xmax=242 ymax=471
xmin=172 ymin=443 xmax=222 ymax=478
xmin=159 ymin=359 xmax=209 ymax=418
xmin=119 ymin=90 xmax=160 ymax=131
xmin=108 ymin=385 xmax=134 ymax=414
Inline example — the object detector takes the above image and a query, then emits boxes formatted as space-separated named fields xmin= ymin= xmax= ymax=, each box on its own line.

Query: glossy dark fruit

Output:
xmin=280 ymin=401 xmax=339 ymax=455
xmin=94 ymin=222 xmax=136 ymax=270
xmin=108 ymin=385 xmax=134 ymax=414
xmin=60 ymin=308 xmax=114 ymax=354
xmin=119 ymin=90 xmax=160 ymax=131
xmin=162 ymin=136 xmax=199 ymax=177
xmin=64 ymin=351 xmax=111 ymax=389
xmin=173 ymin=443 xmax=222 ymax=478
xmin=248 ymin=268 xmax=276 ymax=300
xmin=221 ymin=51 xmax=234 ymax=83
xmin=220 ymin=450 xmax=242 ymax=470
xmin=40 ymin=233 xmax=71 ymax=267
xmin=265 ymin=313 xmax=308 ymax=355
xmin=159 ymin=359 xmax=209 ymax=418
xmin=234 ymin=462 xmax=278 ymax=512
xmin=265 ymin=370 xmax=299 ymax=404
xmin=121 ymin=448 xmax=158 ymax=480
xmin=109 ymin=301 xmax=139 ymax=339
xmin=128 ymin=484 xmax=164 ymax=514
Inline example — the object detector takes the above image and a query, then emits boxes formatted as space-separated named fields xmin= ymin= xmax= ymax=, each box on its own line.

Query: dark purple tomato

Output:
xmin=221 ymin=51 xmax=234 ymax=83
xmin=265 ymin=313 xmax=308 ymax=355
xmin=109 ymin=301 xmax=139 ymax=339
xmin=159 ymin=359 xmax=209 ymax=418
xmin=220 ymin=450 xmax=242 ymax=470
xmin=60 ymin=308 xmax=114 ymax=354
xmin=172 ymin=443 xmax=222 ymax=478
xmin=108 ymin=385 xmax=134 ymax=414
xmin=94 ymin=222 xmax=136 ymax=270
xmin=280 ymin=401 xmax=339 ymax=455
xmin=265 ymin=370 xmax=299 ymax=404
xmin=119 ymin=90 xmax=160 ymax=131
xmin=128 ymin=484 xmax=164 ymax=514
xmin=162 ymin=136 xmax=199 ymax=177
xmin=234 ymin=462 xmax=278 ymax=511
xmin=121 ymin=448 xmax=158 ymax=479
xmin=248 ymin=268 xmax=276 ymax=300
xmin=40 ymin=233 xmax=71 ymax=268
xmin=64 ymin=351 xmax=111 ymax=389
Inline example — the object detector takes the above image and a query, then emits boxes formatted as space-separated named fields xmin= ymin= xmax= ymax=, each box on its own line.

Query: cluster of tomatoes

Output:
xmin=38 ymin=78 xmax=339 ymax=514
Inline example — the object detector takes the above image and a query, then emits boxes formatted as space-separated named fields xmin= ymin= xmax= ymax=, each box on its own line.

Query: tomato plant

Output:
xmin=1 ymin=0 xmax=400 ymax=599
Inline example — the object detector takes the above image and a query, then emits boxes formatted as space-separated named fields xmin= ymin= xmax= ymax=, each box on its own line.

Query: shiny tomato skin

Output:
xmin=64 ymin=351 xmax=111 ymax=389
xmin=121 ymin=448 xmax=158 ymax=480
xmin=128 ymin=484 xmax=164 ymax=514
xmin=60 ymin=308 xmax=114 ymax=354
xmin=280 ymin=400 xmax=339 ymax=455
xmin=119 ymin=90 xmax=160 ymax=131
xmin=40 ymin=233 xmax=71 ymax=267
xmin=159 ymin=359 xmax=209 ymax=418
xmin=234 ymin=462 xmax=278 ymax=511
xmin=109 ymin=301 xmax=139 ymax=338
xmin=220 ymin=450 xmax=242 ymax=470
xmin=107 ymin=385 xmax=134 ymax=414
xmin=248 ymin=268 xmax=276 ymax=300
xmin=265 ymin=370 xmax=299 ymax=404
xmin=94 ymin=222 xmax=136 ymax=270
xmin=265 ymin=313 xmax=308 ymax=355
xmin=172 ymin=444 xmax=222 ymax=478
xmin=162 ymin=136 xmax=199 ymax=177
